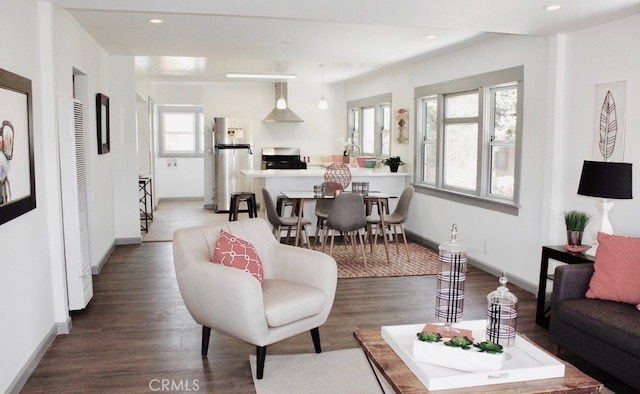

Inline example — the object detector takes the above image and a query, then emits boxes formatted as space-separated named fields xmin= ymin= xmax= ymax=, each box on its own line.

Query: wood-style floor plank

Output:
xmin=20 ymin=201 xmax=632 ymax=393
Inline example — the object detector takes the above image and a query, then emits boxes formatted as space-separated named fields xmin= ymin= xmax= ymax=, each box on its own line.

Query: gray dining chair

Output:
xmin=262 ymin=188 xmax=312 ymax=248
xmin=325 ymin=192 xmax=367 ymax=269
xmin=366 ymin=186 xmax=414 ymax=263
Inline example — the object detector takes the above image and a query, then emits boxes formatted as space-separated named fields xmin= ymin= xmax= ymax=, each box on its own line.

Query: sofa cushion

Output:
xmin=212 ymin=229 xmax=264 ymax=283
xmin=262 ymin=279 xmax=325 ymax=327
xmin=556 ymin=298 xmax=640 ymax=356
xmin=586 ymin=232 xmax=640 ymax=305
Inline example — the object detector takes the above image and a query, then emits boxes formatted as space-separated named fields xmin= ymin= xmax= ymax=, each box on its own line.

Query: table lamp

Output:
xmin=577 ymin=160 xmax=632 ymax=256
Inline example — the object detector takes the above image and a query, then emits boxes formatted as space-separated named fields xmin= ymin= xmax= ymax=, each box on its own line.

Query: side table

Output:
xmin=536 ymin=245 xmax=593 ymax=328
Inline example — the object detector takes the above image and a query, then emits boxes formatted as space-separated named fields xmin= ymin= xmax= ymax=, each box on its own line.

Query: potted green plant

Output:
xmin=563 ymin=210 xmax=591 ymax=246
xmin=381 ymin=156 xmax=404 ymax=172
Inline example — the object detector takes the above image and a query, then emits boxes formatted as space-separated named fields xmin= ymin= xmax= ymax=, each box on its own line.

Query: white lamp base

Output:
xmin=585 ymin=199 xmax=615 ymax=257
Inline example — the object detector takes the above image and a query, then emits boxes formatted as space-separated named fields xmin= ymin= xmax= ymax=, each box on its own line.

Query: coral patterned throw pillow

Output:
xmin=212 ymin=229 xmax=264 ymax=283
xmin=586 ymin=232 xmax=640 ymax=305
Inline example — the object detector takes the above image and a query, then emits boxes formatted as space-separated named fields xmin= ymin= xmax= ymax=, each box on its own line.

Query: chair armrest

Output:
xmin=266 ymin=243 xmax=338 ymax=297
xmin=550 ymin=263 xmax=594 ymax=306
xmin=176 ymin=260 xmax=270 ymax=342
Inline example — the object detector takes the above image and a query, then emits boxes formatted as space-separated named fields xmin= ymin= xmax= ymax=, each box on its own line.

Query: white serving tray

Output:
xmin=381 ymin=320 xmax=565 ymax=391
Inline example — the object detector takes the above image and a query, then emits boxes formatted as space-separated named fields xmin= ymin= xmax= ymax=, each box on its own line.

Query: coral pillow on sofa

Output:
xmin=212 ymin=229 xmax=264 ymax=283
xmin=586 ymin=232 xmax=640 ymax=305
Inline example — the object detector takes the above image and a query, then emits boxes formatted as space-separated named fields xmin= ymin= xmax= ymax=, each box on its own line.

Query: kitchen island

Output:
xmin=241 ymin=166 xmax=411 ymax=237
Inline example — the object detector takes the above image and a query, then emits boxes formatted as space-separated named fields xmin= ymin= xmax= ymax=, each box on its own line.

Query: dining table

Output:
xmin=279 ymin=190 xmax=395 ymax=262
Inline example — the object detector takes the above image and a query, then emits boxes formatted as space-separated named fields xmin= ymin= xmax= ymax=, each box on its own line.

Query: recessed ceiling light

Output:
xmin=149 ymin=18 xmax=163 ymax=24
xmin=226 ymin=73 xmax=297 ymax=80
xmin=424 ymin=35 xmax=438 ymax=39
xmin=543 ymin=4 xmax=563 ymax=11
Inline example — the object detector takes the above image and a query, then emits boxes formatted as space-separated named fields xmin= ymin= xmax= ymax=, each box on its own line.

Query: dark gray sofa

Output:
xmin=549 ymin=263 xmax=640 ymax=391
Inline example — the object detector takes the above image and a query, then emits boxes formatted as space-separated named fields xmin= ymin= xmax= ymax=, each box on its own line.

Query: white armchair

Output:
xmin=172 ymin=218 xmax=337 ymax=379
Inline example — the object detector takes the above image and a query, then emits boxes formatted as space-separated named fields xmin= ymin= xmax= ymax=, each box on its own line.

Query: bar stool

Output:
xmin=229 ymin=192 xmax=258 ymax=221
xmin=276 ymin=196 xmax=299 ymax=216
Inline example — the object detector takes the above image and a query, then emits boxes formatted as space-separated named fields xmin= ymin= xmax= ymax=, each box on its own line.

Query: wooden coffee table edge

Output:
xmin=353 ymin=328 xmax=604 ymax=394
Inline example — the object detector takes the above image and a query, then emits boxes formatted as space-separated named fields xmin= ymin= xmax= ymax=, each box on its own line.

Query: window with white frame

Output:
xmin=158 ymin=105 xmax=205 ymax=157
xmin=415 ymin=66 xmax=523 ymax=215
xmin=347 ymin=93 xmax=391 ymax=157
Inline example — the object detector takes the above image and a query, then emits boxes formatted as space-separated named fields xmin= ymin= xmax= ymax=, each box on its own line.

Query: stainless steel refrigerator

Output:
xmin=212 ymin=118 xmax=253 ymax=212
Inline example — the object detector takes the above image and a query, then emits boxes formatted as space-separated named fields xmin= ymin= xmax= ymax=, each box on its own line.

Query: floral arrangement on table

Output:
xmin=413 ymin=331 xmax=505 ymax=372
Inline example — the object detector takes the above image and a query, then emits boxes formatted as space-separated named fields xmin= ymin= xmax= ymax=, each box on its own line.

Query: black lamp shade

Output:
xmin=577 ymin=160 xmax=633 ymax=199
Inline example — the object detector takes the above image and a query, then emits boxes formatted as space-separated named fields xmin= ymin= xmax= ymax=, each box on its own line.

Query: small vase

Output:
xmin=389 ymin=164 xmax=399 ymax=173
xmin=566 ymin=231 xmax=583 ymax=246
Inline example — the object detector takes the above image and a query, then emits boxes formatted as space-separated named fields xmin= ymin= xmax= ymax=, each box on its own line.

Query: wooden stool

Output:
xmin=229 ymin=192 xmax=258 ymax=221
xmin=276 ymin=195 xmax=299 ymax=216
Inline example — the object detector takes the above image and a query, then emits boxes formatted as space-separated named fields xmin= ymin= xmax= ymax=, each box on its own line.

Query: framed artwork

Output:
xmin=96 ymin=93 xmax=110 ymax=154
xmin=395 ymin=108 xmax=409 ymax=144
xmin=593 ymin=81 xmax=627 ymax=161
xmin=0 ymin=67 xmax=36 ymax=225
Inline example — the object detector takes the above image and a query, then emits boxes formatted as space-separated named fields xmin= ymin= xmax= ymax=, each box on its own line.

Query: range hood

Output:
xmin=263 ymin=82 xmax=304 ymax=123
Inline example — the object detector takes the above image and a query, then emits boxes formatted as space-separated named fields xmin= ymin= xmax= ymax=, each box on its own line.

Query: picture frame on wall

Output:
xmin=0 ymin=67 xmax=36 ymax=226
xmin=96 ymin=93 xmax=110 ymax=154
xmin=593 ymin=81 xmax=627 ymax=161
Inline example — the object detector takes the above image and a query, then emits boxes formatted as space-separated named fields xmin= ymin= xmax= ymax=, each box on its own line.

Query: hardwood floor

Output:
xmin=20 ymin=201 xmax=633 ymax=393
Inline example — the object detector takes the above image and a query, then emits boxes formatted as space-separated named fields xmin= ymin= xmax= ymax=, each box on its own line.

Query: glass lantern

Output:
xmin=435 ymin=224 xmax=467 ymax=335
xmin=486 ymin=272 xmax=518 ymax=346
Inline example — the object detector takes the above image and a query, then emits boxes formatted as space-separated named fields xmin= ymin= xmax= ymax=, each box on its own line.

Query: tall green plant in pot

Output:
xmin=564 ymin=210 xmax=591 ymax=246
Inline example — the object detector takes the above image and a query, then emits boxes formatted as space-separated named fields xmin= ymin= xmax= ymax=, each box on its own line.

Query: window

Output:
xmin=347 ymin=93 xmax=391 ymax=157
xmin=415 ymin=66 xmax=523 ymax=214
xmin=158 ymin=105 xmax=204 ymax=156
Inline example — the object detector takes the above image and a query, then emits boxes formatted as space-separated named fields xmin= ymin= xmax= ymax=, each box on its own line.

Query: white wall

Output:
xmin=2 ymin=2 xmax=140 ymax=391
xmin=346 ymin=35 xmax=552 ymax=287
xmin=1 ymin=2 xmax=60 ymax=392
xmin=150 ymin=80 xmax=345 ymax=201
xmin=559 ymin=13 xmax=640 ymax=239
xmin=54 ymin=8 xmax=116 ymax=268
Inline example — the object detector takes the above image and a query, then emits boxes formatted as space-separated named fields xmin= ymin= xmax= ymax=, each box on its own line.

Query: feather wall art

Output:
xmin=593 ymin=81 xmax=627 ymax=162
xmin=599 ymin=90 xmax=617 ymax=160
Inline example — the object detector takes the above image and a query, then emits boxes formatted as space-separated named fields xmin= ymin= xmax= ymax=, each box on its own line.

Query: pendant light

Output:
xmin=318 ymin=64 xmax=328 ymax=110
xmin=276 ymin=82 xmax=287 ymax=109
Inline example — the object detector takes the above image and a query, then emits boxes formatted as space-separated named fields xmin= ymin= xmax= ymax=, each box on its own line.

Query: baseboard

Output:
xmin=6 ymin=324 xmax=57 ymax=394
xmin=405 ymin=229 xmax=536 ymax=295
xmin=92 ymin=240 xmax=117 ymax=275
xmin=56 ymin=315 xmax=72 ymax=334
xmin=157 ymin=197 xmax=203 ymax=202
xmin=116 ymin=237 xmax=142 ymax=245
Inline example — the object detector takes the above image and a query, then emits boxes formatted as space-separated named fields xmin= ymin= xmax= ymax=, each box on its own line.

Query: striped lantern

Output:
xmin=435 ymin=224 xmax=467 ymax=335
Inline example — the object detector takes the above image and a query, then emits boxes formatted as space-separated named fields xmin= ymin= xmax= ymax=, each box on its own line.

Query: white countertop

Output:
xmin=241 ymin=167 xmax=411 ymax=178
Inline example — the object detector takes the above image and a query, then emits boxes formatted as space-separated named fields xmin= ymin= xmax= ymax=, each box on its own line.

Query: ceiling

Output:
xmin=49 ymin=0 xmax=640 ymax=84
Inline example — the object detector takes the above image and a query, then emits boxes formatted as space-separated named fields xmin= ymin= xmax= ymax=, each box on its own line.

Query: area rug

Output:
xmin=250 ymin=348 xmax=382 ymax=394
xmin=311 ymin=240 xmax=439 ymax=279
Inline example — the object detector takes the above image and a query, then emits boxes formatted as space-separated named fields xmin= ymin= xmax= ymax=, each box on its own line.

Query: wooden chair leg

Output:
xmin=400 ymin=224 xmax=411 ymax=263
xmin=357 ymin=231 xmax=367 ymax=269
xmin=201 ymin=326 xmax=211 ymax=356
xmin=310 ymin=327 xmax=321 ymax=353
xmin=256 ymin=345 xmax=267 ymax=379
xmin=393 ymin=224 xmax=400 ymax=253
xmin=302 ymin=225 xmax=311 ymax=249
xmin=552 ymin=343 xmax=561 ymax=356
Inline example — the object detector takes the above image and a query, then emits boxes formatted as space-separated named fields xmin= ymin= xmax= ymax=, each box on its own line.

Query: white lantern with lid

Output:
xmin=486 ymin=272 xmax=518 ymax=346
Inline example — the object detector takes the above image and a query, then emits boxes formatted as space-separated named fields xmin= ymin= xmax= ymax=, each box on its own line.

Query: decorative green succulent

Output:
xmin=444 ymin=336 xmax=473 ymax=350
xmin=416 ymin=331 xmax=443 ymax=343
xmin=473 ymin=341 xmax=504 ymax=354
